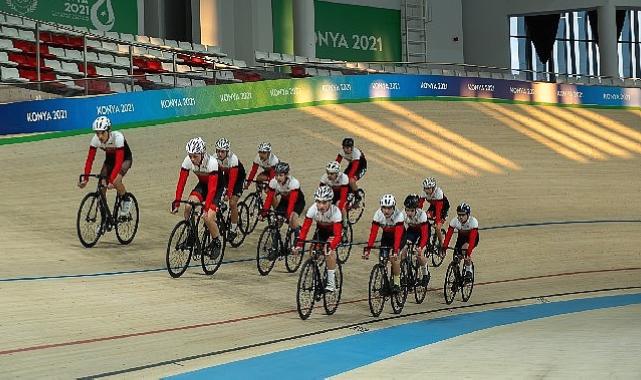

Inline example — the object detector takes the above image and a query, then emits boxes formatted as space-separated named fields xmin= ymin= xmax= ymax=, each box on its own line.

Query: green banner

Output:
xmin=0 ymin=0 xmax=138 ymax=34
xmin=314 ymin=1 xmax=401 ymax=61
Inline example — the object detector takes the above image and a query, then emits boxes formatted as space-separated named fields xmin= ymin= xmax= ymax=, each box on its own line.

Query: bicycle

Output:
xmin=443 ymin=247 xmax=475 ymax=305
xmin=336 ymin=221 xmax=353 ymax=264
xmin=296 ymin=240 xmax=343 ymax=320
xmin=426 ymin=217 xmax=447 ymax=267
xmin=240 ymin=180 xmax=268 ymax=235
xmin=400 ymin=241 xmax=430 ymax=304
xmin=365 ymin=246 xmax=408 ymax=317
xmin=165 ymin=200 xmax=226 ymax=278
xmin=217 ymin=196 xmax=249 ymax=248
xmin=76 ymin=174 xmax=139 ymax=248
xmin=255 ymin=211 xmax=303 ymax=276
xmin=345 ymin=188 xmax=366 ymax=225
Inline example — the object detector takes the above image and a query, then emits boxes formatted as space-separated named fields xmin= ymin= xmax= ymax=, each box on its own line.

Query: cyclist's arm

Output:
xmin=393 ymin=222 xmax=404 ymax=252
xmin=443 ymin=226 xmax=455 ymax=248
xmin=419 ymin=222 xmax=429 ymax=249
xmin=418 ymin=197 xmax=426 ymax=209
xmin=434 ymin=200 xmax=443 ymax=223
xmin=366 ymin=222 xmax=380 ymax=248
xmin=246 ymin=162 xmax=259 ymax=182
xmin=227 ymin=166 xmax=238 ymax=198
xmin=337 ymin=185 xmax=349 ymax=210
xmin=335 ymin=154 xmax=343 ymax=163
xmin=467 ymin=229 xmax=478 ymax=257
xmin=297 ymin=217 xmax=313 ymax=248
xmin=329 ymin=222 xmax=342 ymax=250
xmin=286 ymin=189 xmax=299 ymax=218
xmin=83 ymin=146 xmax=97 ymax=179
xmin=346 ymin=159 xmax=360 ymax=180
xmin=174 ymin=168 xmax=189 ymax=202
xmin=262 ymin=188 xmax=276 ymax=213
xmin=204 ymin=172 xmax=219 ymax=211
xmin=109 ymin=148 xmax=124 ymax=183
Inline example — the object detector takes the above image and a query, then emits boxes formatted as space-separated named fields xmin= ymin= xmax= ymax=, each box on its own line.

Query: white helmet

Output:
xmin=186 ymin=137 xmax=206 ymax=154
xmin=380 ymin=194 xmax=396 ymax=207
xmin=314 ymin=185 xmax=334 ymax=202
xmin=257 ymin=142 xmax=271 ymax=152
xmin=422 ymin=177 xmax=437 ymax=188
xmin=92 ymin=116 xmax=111 ymax=131
xmin=325 ymin=161 xmax=340 ymax=174
xmin=215 ymin=138 xmax=230 ymax=151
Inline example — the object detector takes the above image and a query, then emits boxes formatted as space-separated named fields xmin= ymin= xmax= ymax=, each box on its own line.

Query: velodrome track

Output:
xmin=1 ymin=99 xmax=640 ymax=378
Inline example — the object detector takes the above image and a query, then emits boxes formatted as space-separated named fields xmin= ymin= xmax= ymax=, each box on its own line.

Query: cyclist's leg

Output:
xmin=99 ymin=161 xmax=111 ymax=197
xmin=203 ymin=208 xmax=221 ymax=239
xmin=229 ymin=194 xmax=240 ymax=228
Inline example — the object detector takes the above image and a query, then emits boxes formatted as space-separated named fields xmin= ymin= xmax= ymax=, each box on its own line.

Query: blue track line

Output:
xmin=2 ymin=218 xmax=640 ymax=283
xmin=166 ymin=292 xmax=641 ymax=380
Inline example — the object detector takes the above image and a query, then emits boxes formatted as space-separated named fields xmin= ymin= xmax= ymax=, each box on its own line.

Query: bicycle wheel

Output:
xmin=430 ymin=228 xmax=446 ymax=267
xmin=391 ymin=262 xmax=408 ymax=314
xmin=337 ymin=223 xmax=353 ymax=264
xmin=228 ymin=209 xmax=247 ymax=248
xmin=256 ymin=227 xmax=278 ymax=276
xmin=296 ymin=260 xmax=318 ymax=320
xmin=166 ymin=220 xmax=197 ymax=278
xmin=461 ymin=262 xmax=475 ymax=302
xmin=115 ymin=193 xmax=139 ymax=245
xmin=347 ymin=199 xmax=365 ymax=225
xmin=201 ymin=226 xmax=226 ymax=275
xmin=414 ymin=262 xmax=429 ymax=305
xmin=284 ymin=229 xmax=303 ymax=273
xmin=237 ymin=201 xmax=251 ymax=236
xmin=243 ymin=193 xmax=261 ymax=234
xmin=443 ymin=261 xmax=458 ymax=305
xmin=76 ymin=192 xmax=104 ymax=248
xmin=323 ymin=263 xmax=343 ymax=315
xmin=368 ymin=264 xmax=386 ymax=317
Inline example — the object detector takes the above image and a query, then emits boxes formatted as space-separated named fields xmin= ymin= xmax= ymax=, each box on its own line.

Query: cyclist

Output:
xmin=171 ymin=137 xmax=223 ymax=255
xmin=441 ymin=202 xmax=479 ymax=282
xmin=214 ymin=138 xmax=246 ymax=241
xmin=319 ymin=161 xmax=349 ymax=221
xmin=295 ymin=186 xmax=342 ymax=292
xmin=363 ymin=194 xmax=405 ymax=293
xmin=261 ymin=162 xmax=305 ymax=235
xmin=245 ymin=142 xmax=279 ymax=190
xmin=78 ymin=116 xmax=133 ymax=216
xmin=335 ymin=137 xmax=366 ymax=202
xmin=419 ymin=177 xmax=450 ymax=250
xmin=402 ymin=194 xmax=430 ymax=286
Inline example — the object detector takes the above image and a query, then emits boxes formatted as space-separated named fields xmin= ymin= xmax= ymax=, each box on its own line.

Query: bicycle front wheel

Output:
xmin=444 ymin=261 xmax=458 ymax=305
xmin=166 ymin=220 xmax=197 ymax=278
xmin=76 ymin=192 xmax=104 ymax=248
xmin=368 ymin=264 xmax=386 ymax=317
xmin=285 ymin=229 xmax=303 ymax=273
xmin=256 ymin=227 xmax=277 ymax=276
xmin=296 ymin=260 xmax=318 ymax=320
xmin=430 ymin=228 xmax=446 ymax=267
xmin=115 ymin=193 xmax=139 ymax=245
xmin=201 ymin=229 xmax=226 ymax=276
xmin=323 ymin=263 xmax=343 ymax=315
xmin=337 ymin=223 xmax=353 ymax=264
xmin=391 ymin=262 xmax=408 ymax=314
xmin=461 ymin=262 xmax=475 ymax=302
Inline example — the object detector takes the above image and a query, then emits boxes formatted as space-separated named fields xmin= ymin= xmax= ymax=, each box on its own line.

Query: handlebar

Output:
xmin=78 ymin=173 xmax=107 ymax=182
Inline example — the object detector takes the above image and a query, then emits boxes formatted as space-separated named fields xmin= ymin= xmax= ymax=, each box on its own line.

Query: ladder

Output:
xmin=402 ymin=0 xmax=430 ymax=63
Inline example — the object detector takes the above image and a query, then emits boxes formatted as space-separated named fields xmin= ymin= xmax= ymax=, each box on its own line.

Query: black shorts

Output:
xmin=312 ymin=226 xmax=332 ymax=243
xmin=405 ymin=228 xmax=421 ymax=245
xmin=380 ymin=229 xmax=406 ymax=256
xmin=455 ymin=233 xmax=480 ymax=250
xmin=275 ymin=191 xmax=306 ymax=216
xmin=190 ymin=180 xmax=224 ymax=211
xmin=100 ymin=158 xmax=132 ymax=179
xmin=428 ymin=197 xmax=450 ymax=222
xmin=221 ymin=164 xmax=246 ymax=197
xmin=344 ymin=157 xmax=367 ymax=181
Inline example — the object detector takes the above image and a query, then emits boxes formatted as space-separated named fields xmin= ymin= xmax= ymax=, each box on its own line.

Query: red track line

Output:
xmin=1 ymin=266 xmax=640 ymax=356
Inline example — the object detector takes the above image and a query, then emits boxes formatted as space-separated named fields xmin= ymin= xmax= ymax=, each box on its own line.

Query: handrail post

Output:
xmin=83 ymin=33 xmax=88 ymax=96
xmin=35 ymin=21 xmax=41 ymax=92
xmin=129 ymin=45 xmax=134 ymax=92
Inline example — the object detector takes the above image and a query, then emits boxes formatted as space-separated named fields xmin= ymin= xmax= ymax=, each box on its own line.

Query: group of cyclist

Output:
xmin=79 ymin=116 xmax=479 ymax=298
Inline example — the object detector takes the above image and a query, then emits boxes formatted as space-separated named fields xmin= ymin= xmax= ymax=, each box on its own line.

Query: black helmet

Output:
xmin=457 ymin=202 xmax=471 ymax=215
xmin=274 ymin=161 xmax=290 ymax=174
xmin=342 ymin=137 xmax=354 ymax=147
xmin=404 ymin=194 xmax=420 ymax=209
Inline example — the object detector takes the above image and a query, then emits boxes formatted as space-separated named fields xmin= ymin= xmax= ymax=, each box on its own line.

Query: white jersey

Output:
xmin=253 ymin=152 xmax=279 ymax=170
xmin=217 ymin=152 xmax=240 ymax=169
xmin=404 ymin=208 xmax=428 ymax=228
xmin=181 ymin=153 xmax=219 ymax=181
xmin=90 ymin=131 xmax=125 ymax=152
xmin=448 ymin=215 xmax=479 ymax=232
xmin=422 ymin=187 xmax=444 ymax=201
xmin=320 ymin=172 xmax=349 ymax=188
xmin=268 ymin=176 xmax=300 ymax=196
xmin=305 ymin=203 xmax=342 ymax=227
xmin=338 ymin=147 xmax=362 ymax=162
xmin=372 ymin=208 xmax=405 ymax=229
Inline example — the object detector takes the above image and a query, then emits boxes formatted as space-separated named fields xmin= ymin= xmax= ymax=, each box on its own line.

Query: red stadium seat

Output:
xmin=77 ymin=62 xmax=98 ymax=77
xmin=7 ymin=52 xmax=52 ymax=71
xmin=11 ymin=39 xmax=54 ymax=58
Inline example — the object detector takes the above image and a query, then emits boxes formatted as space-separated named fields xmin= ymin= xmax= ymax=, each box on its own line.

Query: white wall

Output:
xmin=426 ymin=0 xmax=464 ymax=63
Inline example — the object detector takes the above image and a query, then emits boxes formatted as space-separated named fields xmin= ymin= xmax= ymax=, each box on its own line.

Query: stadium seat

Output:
xmin=1 ymin=66 xmax=28 ymax=82
xmin=178 ymin=41 xmax=192 ymax=50
xmin=191 ymin=79 xmax=205 ymax=87
xmin=2 ymin=26 xmax=19 ymax=38
xmin=4 ymin=15 xmax=21 ymax=26
xmin=60 ymin=61 xmax=81 ymax=75
xmin=110 ymin=82 xmax=127 ymax=93
xmin=18 ymin=29 xmax=36 ymax=41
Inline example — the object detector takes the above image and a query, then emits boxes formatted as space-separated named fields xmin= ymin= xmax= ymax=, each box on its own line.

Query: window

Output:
xmin=618 ymin=9 xmax=641 ymax=78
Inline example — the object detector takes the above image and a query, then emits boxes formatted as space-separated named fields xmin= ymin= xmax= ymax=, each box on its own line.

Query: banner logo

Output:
xmin=6 ymin=0 xmax=38 ymax=15
xmin=90 ymin=0 xmax=115 ymax=31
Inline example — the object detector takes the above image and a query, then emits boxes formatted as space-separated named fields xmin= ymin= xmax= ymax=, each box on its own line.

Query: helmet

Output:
xmin=325 ymin=161 xmax=340 ymax=174
xmin=92 ymin=116 xmax=111 ymax=131
xmin=274 ymin=162 xmax=290 ymax=174
xmin=422 ymin=177 xmax=437 ymax=189
xmin=342 ymin=137 xmax=354 ymax=147
xmin=380 ymin=194 xmax=396 ymax=207
xmin=257 ymin=142 xmax=272 ymax=152
xmin=314 ymin=185 xmax=334 ymax=202
xmin=403 ymin=194 xmax=420 ymax=209
xmin=186 ymin=137 xmax=206 ymax=154
xmin=215 ymin=138 xmax=230 ymax=151
xmin=457 ymin=202 xmax=471 ymax=215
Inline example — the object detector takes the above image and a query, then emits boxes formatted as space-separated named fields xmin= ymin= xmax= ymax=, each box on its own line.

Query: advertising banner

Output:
xmin=0 ymin=0 xmax=138 ymax=33
xmin=1 ymin=74 xmax=640 ymax=136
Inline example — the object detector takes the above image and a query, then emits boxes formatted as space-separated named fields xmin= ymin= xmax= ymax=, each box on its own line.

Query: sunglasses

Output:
xmin=457 ymin=213 xmax=467 ymax=217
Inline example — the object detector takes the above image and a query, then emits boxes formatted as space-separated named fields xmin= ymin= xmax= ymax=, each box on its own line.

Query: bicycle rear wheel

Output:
xmin=444 ymin=261 xmax=458 ymax=305
xmin=368 ymin=264 xmax=386 ymax=317
xmin=430 ymin=228 xmax=446 ymax=267
xmin=461 ymin=262 xmax=475 ymax=302
xmin=323 ymin=263 xmax=343 ymax=315
xmin=256 ymin=227 xmax=278 ymax=276
xmin=284 ymin=229 xmax=303 ymax=273
xmin=296 ymin=260 xmax=318 ymax=320
xmin=115 ymin=193 xmax=139 ymax=245
xmin=347 ymin=199 xmax=365 ymax=225
xmin=166 ymin=220 xmax=197 ymax=278
xmin=201 ymin=228 xmax=226 ymax=275
xmin=243 ymin=193 xmax=261 ymax=234
xmin=337 ymin=223 xmax=353 ymax=264
xmin=391 ymin=262 xmax=408 ymax=314
xmin=237 ymin=201 xmax=251 ymax=236
xmin=76 ymin=192 xmax=104 ymax=248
